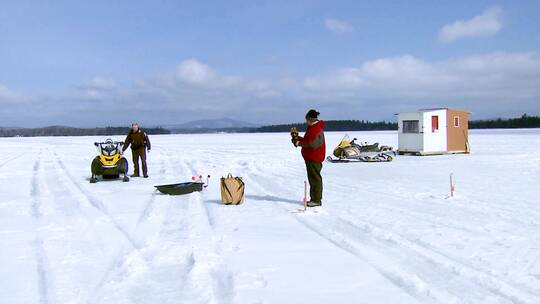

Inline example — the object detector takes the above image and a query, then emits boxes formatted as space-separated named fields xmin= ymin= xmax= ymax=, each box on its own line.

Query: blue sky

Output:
xmin=1 ymin=0 xmax=539 ymax=127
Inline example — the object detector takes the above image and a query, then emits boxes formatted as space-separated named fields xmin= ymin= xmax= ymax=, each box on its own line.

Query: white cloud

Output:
xmin=0 ymin=84 xmax=23 ymax=103
xmin=176 ymin=59 xmax=216 ymax=84
xmin=81 ymin=77 xmax=116 ymax=90
xmin=303 ymin=52 xmax=540 ymax=104
xmin=132 ymin=53 xmax=540 ymax=121
xmin=132 ymin=59 xmax=284 ymax=114
xmin=324 ymin=18 xmax=354 ymax=34
xmin=4 ymin=53 xmax=540 ymax=126
xmin=76 ymin=77 xmax=117 ymax=99
xmin=439 ymin=7 xmax=502 ymax=43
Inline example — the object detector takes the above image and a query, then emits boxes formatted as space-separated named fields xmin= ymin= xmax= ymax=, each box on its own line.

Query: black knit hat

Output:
xmin=305 ymin=109 xmax=320 ymax=119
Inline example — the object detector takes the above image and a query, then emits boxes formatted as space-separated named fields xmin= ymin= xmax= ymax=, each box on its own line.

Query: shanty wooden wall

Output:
xmin=446 ymin=109 xmax=469 ymax=153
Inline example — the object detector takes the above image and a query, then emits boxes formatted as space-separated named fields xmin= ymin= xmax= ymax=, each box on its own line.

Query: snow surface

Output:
xmin=1 ymin=129 xmax=539 ymax=304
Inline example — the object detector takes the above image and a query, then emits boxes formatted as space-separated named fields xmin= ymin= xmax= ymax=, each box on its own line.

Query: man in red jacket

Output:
xmin=293 ymin=109 xmax=326 ymax=207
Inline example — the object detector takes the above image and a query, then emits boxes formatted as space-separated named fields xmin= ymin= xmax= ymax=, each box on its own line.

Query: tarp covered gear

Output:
xmin=220 ymin=174 xmax=245 ymax=205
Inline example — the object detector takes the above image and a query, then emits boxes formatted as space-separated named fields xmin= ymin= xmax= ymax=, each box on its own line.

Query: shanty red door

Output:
xmin=432 ymin=115 xmax=439 ymax=132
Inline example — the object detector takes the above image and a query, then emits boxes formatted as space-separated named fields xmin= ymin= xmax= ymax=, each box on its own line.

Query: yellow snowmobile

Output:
xmin=90 ymin=139 xmax=129 ymax=183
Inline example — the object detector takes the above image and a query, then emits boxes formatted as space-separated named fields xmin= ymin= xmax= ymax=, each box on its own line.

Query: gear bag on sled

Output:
xmin=220 ymin=174 xmax=245 ymax=205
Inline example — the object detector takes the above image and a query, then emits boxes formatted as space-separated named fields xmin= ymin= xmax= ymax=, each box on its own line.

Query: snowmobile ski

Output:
xmin=326 ymin=154 xmax=394 ymax=163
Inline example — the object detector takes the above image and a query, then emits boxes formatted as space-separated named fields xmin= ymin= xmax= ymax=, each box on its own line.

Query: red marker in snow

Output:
xmin=450 ymin=173 xmax=455 ymax=197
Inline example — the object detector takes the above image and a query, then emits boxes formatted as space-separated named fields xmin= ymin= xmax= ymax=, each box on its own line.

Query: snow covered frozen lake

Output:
xmin=1 ymin=129 xmax=539 ymax=304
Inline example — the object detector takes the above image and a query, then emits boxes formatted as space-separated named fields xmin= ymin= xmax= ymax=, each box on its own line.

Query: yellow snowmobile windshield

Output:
xmin=97 ymin=142 xmax=122 ymax=167
xmin=99 ymin=143 xmax=120 ymax=156
xmin=332 ymin=134 xmax=352 ymax=158
xmin=336 ymin=134 xmax=352 ymax=149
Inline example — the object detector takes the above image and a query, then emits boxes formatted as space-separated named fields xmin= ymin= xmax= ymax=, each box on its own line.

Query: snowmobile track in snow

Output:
xmin=89 ymin=151 xmax=235 ymax=304
xmin=31 ymin=156 xmax=42 ymax=219
xmin=136 ymin=154 xmax=173 ymax=225
xmin=30 ymin=151 xmax=53 ymax=304
xmin=33 ymin=238 xmax=51 ymax=304
xmin=246 ymin=173 xmax=540 ymax=304
xmin=0 ymin=152 xmax=27 ymax=169
xmin=179 ymin=156 xmax=234 ymax=302
xmin=332 ymin=215 xmax=539 ymax=303
xmin=86 ymin=151 xmax=178 ymax=302
xmin=266 ymin=167 xmax=540 ymax=239
xmin=89 ymin=150 xmax=179 ymax=299
xmin=53 ymin=153 xmax=141 ymax=250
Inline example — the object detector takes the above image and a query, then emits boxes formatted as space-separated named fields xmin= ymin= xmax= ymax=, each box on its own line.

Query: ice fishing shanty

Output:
xmin=397 ymin=108 xmax=470 ymax=155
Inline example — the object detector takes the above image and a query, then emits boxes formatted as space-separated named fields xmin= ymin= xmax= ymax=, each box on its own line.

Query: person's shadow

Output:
xmin=245 ymin=194 xmax=300 ymax=206
xmin=206 ymin=195 xmax=300 ymax=206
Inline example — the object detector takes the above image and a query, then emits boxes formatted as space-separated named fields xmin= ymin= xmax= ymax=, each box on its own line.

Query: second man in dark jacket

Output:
xmin=123 ymin=123 xmax=151 ymax=178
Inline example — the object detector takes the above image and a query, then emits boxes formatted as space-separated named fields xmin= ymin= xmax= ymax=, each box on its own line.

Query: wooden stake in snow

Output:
xmin=303 ymin=180 xmax=308 ymax=211
xmin=450 ymin=173 xmax=455 ymax=197
xmin=463 ymin=130 xmax=470 ymax=153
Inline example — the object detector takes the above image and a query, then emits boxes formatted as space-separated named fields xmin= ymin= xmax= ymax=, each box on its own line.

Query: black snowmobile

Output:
xmin=90 ymin=139 xmax=129 ymax=183
xmin=326 ymin=134 xmax=396 ymax=163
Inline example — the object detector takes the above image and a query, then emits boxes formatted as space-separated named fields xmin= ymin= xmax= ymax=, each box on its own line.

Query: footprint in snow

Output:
xmin=235 ymin=272 xmax=268 ymax=289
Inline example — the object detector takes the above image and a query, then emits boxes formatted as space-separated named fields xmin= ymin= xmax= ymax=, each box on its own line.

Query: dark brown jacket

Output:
xmin=123 ymin=129 xmax=151 ymax=151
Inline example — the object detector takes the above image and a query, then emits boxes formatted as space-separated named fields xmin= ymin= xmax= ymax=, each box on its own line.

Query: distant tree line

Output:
xmin=254 ymin=120 xmax=398 ymax=132
xmin=1 ymin=115 xmax=539 ymax=137
xmin=0 ymin=126 xmax=170 ymax=137
xmin=469 ymin=114 xmax=540 ymax=129
xmin=252 ymin=115 xmax=540 ymax=133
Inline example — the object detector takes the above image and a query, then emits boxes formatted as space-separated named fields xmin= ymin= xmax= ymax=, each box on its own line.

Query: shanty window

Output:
xmin=432 ymin=116 xmax=439 ymax=132
xmin=454 ymin=116 xmax=460 ymax=127
xmin=403 ymin=120 xmax=419 ymax=133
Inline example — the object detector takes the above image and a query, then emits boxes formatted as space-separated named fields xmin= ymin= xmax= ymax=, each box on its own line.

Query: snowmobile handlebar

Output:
xmin=94 ymin=141 xmax=124 ymax=146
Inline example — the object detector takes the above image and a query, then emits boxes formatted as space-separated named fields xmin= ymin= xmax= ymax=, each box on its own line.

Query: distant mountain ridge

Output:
xmin=165 ymin=118 xmax=259 ymax=130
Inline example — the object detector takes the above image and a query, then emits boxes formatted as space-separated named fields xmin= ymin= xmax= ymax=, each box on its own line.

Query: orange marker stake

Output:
xmin=303 ymin=181 xmax=308 ymax=211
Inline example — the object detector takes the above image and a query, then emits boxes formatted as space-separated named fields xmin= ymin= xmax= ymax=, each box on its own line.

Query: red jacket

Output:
xmin=299 ymin=120 xmax=326 ymax=162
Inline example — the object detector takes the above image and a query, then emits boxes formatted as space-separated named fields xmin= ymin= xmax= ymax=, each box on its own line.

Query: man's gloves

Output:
xmin=290 ymin=127 xmax=299 ymax=147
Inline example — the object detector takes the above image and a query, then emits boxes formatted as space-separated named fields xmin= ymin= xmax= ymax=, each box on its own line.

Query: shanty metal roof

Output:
xmin=421 ymin=108 xmax=470 ymax=113
xmin=395 ymin=108 xmax=471 ymax=115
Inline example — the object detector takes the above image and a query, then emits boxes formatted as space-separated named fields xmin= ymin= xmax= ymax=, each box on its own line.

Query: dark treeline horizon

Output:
xmin=255 ymin=120 xmax=397 ymax=133
xmin=468 ymin=114 xmax=540 ymax=129
xmin=0 ymin=126 xmax=170 ymax=137
xmin=1 ymin=114 xmax=539 ymax=137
